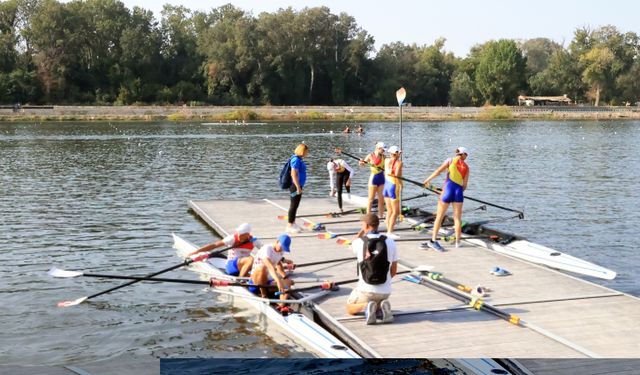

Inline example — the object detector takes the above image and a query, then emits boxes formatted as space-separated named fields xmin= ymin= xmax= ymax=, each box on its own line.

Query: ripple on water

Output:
xmin=2 ymin=120 xmax=639 ymax=364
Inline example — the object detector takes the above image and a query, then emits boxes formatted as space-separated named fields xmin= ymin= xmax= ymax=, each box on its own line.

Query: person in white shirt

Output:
xmin=186 ymin=223 xmax=261 ymax=277
xmin=327 ymin=159 xmax=337 ymax=197
xmin=250 ymin=234 xmax=294 ymax=312
xmin=334 ymin=158 xmax=355 ymax=212
xmin=346 ymin=214 xmax=398 ymax=325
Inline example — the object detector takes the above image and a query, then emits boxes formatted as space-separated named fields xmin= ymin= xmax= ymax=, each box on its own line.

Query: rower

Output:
xmin=249 ymin=234 xmax=295 ymax=313
xmin=186 ymin=223 xmax=261 ymax=277
xmin=422 ymin=146 xmax=470 ymax=251
xmin=334 ymin=158 xmax=355 ymax=212
xmin=360 ymin=141 xmax=386 ymax=218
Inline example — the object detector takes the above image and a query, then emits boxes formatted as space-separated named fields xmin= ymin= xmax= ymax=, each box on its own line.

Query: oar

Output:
xmin=276 ymin=207 xmax=363 ymax=220
xmin=293 ymin=270 xmax=414 ymax=293
xmin=336 ymin=148 xmax=524 ymax=218
xmin=317 ymin=219 xmax=433 ymax=240
xmin=53 ymin=241 xmax=246 ymax=307
xmin=408 ymin=269 xmax=474 ymax=293
xmin=402 ymin=175 xmax=524 ymax=219
xmin=48 ymin=268 xmax=276 ymax=288
xmin=400 ymin=262 xmax=601 ymax=358
xmin=49 ymin=267 xmax=341 ymax=294
xmin=394 ymin=234 xmax=501 ymax=243
xmin=302 ymin=218 xmax=362 ymax=231
xmin=284 ymin=256 xmax=356 ymax=270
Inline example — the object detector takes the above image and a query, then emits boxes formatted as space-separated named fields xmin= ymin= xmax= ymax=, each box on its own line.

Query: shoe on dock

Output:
xmin=380 ymin=300 xmax=394 ymax=324
xmin=491 ymin=267 xmax=511 ymax=276
xmin=421 ymin=240 xmax=444 ymax=252
xmin=365 ymin=301 xmax=377 ymax=325
xmin=286 ymin=226 xmax=300 ymax=234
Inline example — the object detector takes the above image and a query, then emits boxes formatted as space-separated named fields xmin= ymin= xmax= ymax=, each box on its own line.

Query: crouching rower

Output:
xmin=186 ymin=223 xmax=261 ymax=277
xmin=250 ymin=234 xmax=295 ymax=313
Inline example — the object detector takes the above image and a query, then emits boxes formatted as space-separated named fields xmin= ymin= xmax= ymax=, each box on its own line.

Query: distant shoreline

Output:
xmin=1 ymin=105 xmax=639 ymax=122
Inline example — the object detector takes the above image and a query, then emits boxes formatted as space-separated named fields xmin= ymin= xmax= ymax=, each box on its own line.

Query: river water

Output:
xmin=1 ymin=120 xmax=638 ymax=365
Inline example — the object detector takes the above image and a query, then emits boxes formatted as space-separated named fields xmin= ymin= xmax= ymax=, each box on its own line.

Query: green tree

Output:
xmin=412 ymin=38 xmax=455 ymax=106
xmin=371 ymin=42 xmax=418 ymax=105
xmin=197 ymin=4 xmax=258 ymax=104
xmin=475 ymin=39 xmax=527 ymax=105
xmin=161 ymin=5 xmax=204 ymax=92
xmin=580 ymin=46 xmax=614 ymax=106
xmin=24 ymin=0 xmax=71 ymax=102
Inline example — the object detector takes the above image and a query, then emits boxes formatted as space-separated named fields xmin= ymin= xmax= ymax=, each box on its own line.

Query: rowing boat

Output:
xmin=172 ymin=233 xmax=360 ymax=358
xmin=344 ymin=194 xmax=616 ymax=280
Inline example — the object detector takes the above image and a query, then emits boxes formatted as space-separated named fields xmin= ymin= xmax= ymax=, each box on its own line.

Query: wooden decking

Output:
xmin=187 ymin=197 xmax=640 ymax=359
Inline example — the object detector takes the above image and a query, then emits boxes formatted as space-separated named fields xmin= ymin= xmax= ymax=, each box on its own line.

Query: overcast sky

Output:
xmin=118 ymin=0 xmax=640 ymax=57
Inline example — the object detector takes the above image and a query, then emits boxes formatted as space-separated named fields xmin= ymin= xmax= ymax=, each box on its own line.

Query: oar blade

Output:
xmin=336 ymin=238 xmax=351 ymax=246
xmin=276 ymin=215 xmax=288 ymax=220
xmin=57 ymin=296 xmax=88 ymax=307
xmin=317 ymin=233 xmax=334 ymax=239
xmin=48 ymin=267 xmax=83 ymax=278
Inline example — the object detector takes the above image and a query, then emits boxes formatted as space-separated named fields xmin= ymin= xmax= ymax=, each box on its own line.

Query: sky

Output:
xmin=119 ymin=0 xmax=640 ymax=57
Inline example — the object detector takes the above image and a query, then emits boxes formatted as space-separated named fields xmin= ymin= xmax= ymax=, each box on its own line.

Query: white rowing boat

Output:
xmin=344 ymin=194 xmax=616 ymax=280
xmin=172 ymin=233 xmax=360 ymax=358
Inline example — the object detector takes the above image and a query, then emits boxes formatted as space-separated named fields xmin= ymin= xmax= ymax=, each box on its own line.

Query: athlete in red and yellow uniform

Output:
xmin=360 ymin=142 xmax=386 ymax=218
xmin=423 ymin=147 xmax=470 ymax=250
xmin=383 ymin=146 xmax=403 ymax=239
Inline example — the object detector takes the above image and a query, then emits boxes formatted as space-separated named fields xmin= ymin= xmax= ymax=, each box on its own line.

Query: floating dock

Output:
xmin=187 ymin=197 xmax=640 ymax=359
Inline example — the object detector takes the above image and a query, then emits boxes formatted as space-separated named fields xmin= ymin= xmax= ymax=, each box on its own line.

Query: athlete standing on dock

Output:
xmin=286 ymin=143 xmax=309 ymax=234
xmin=360 ymin=142 xmax=386 ymax=218
xmin=186 ymin=223 xmax=261 ymax=277
xmin=327 ymin=158 xmax=337 ymax=197
xmin=383 ymin=146 xmax=403 ymax=239
xmin=422 ymin=147 xmax=470 ymax=251
xmin=334 ymin=158 xmax=355 ymax=213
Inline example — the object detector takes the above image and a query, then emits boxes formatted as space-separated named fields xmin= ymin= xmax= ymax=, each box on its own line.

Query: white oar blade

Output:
xmin=48 ymin=267 xmax=83 ymax=278
xmin=414 ymin=265 xmax=434 ymax=273
xmin=57 ymin=296 xmax=88 ymax=307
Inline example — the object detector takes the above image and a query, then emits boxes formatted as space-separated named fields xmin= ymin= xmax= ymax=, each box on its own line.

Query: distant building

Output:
xmin=518 ymin=95 xmax=572 ymax=106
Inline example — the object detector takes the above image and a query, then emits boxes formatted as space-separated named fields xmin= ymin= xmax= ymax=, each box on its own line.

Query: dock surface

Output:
xmin=188 ymin=197 xmax=640 ymax=358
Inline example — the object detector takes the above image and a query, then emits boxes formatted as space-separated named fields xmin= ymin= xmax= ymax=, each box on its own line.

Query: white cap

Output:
xmin=455 ymin=146 xmax=469 ymax=156
xmin=375 ymin=141 xmax=386 ymax=150
xmin=236 ymin=223 xmax=251 ymax=234
xmin=387 ymin=145 xmax=401 ymax=154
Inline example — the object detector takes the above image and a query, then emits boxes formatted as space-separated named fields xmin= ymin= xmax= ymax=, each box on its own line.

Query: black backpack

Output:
xmin=358 ymin=235 xmax=390 ymax=285
xmin=279 ymin=155 xmax=294 ymax=189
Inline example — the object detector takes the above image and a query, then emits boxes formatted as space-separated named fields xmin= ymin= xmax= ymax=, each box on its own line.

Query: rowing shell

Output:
xmin=344 ymin=194 xmax=616 ymax=280
xmin=172 ymin=233 xmax=359 ymax=358
xmin=465 ymin=237 xmax=616 ymax=280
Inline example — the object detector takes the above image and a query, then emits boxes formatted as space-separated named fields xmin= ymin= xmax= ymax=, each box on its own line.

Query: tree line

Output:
xmin=1 ymin=0 xmax=639 ymax=106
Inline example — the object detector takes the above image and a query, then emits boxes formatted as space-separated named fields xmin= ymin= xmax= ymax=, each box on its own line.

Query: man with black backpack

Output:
xmin=346 ymin=213 xmax=398 ymax=325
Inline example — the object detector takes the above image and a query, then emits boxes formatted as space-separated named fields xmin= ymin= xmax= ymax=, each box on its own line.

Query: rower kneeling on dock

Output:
xmin=250 ymin=234 xmax=295 ymax=314
xmin=346 ymin=214 xmax=398 ymax=325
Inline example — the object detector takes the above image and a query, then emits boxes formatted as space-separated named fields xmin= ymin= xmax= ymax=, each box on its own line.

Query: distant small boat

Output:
xmin=201 ymin=122 xmax=269 ymax=125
